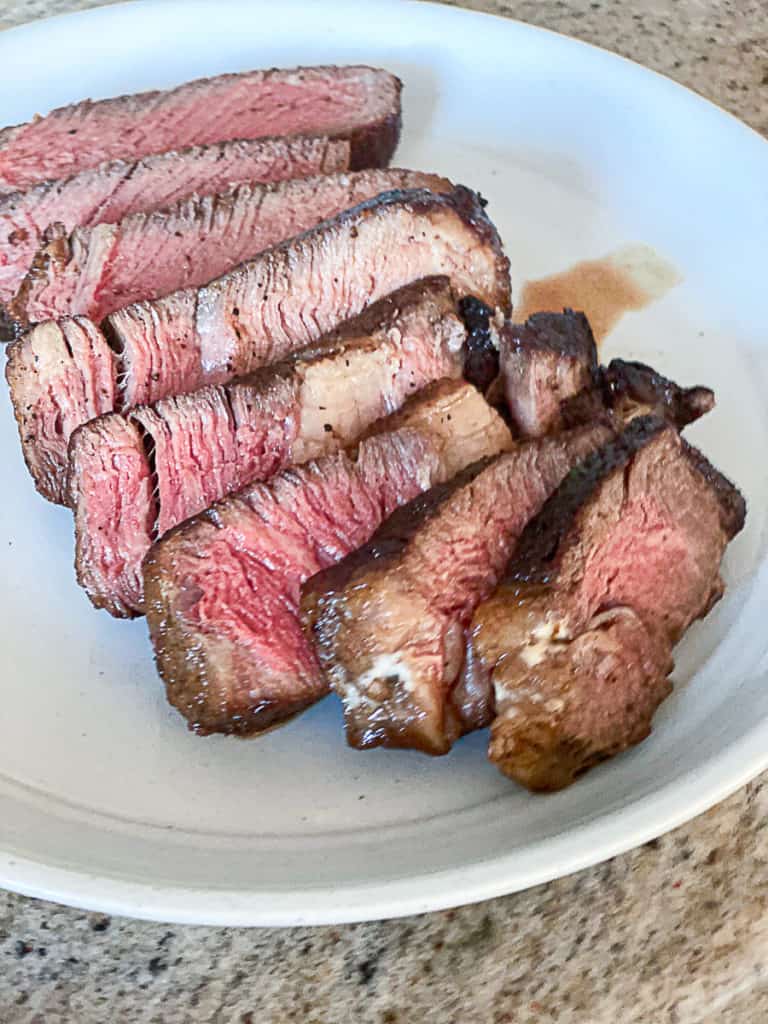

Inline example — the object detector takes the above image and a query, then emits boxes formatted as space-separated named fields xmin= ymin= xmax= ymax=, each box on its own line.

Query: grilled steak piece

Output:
xmin=500 ymin=310 xmax=598 ymax=437
xmin=8 ymin=185 xmax=510 ymax=505
xmin=0 ymin=65 xmax=402 ymax=194
xmin=9 ymin=168 xmax=450 ymax=329
xmin=301 ymin=424 xmax=610 ymax=755
xmin=70 ymin=278 xmax=467 ymax=617
xmin=468 ymin=415 xmax=746 ymax=791
xmin=107 ymin=185 xmax=511 ymax=408
xmin=0 ymin=135 xmax=350 ymax=305
xmin=143 ymin=381 xmax=512 ymax=736
xmin=599 ymin=358 xmax=715 ymax=430
xmin=5 ymin=316 xmax=116 ymax=503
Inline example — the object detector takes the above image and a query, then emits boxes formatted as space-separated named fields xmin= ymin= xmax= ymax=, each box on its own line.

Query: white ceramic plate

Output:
xmin=1 ymin=0 xmax=767 ymax=927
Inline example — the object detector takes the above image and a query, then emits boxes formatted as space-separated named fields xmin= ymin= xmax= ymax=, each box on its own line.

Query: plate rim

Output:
xmin=2 ymin=0 xmax=767 ymax=926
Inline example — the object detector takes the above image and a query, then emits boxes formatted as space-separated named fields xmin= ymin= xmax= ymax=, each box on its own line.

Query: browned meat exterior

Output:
xmin=0 ymin=65 xmax=402 ymax=194
xmin=457 ymin=295 xmax=502 ymax=394
xmin=9 ymin=168 xmax=450 ymax=330
xmin=301 ymin=424 xmax=610 ymax=755
xmin=500 ymin=310 xmax=598 ymax=437
xmin=600 ymin=358 xmax=715 ymax=430
xmin=107 ymin=185 xmax=511 ymax=409
xmin=468 ymin=415 xmax=746 ymax=791
xmin=69 ymin=278 xmax=466 ymax=617
xmin=0 ymin=135 xmax=350 ymax=306
xmin=143 ymin=382 xmax=512 ymax=736
xmin=5 ymin=316 xmax=116 ymax=503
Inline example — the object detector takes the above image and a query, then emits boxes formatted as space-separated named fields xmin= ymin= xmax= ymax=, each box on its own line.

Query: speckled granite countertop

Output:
xmin=1 ymin=2 xmax=767 ymax=1022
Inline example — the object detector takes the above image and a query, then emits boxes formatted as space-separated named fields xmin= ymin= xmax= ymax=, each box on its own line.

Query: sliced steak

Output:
xmin=301 ymin=423 xmax=610 ymax=755
xmin=5 ymin=316 xmax=116 ymax=503
xmin=9 ymin=186 xmax=510 ymax=505
xmin=143 ymin=381 xmax=512 ymax=736
xmin=70 ymin=278 xmax=466 ymax=617
xmin=468 ymin=415 xmax=746 ymax=791
xmin=599 ymin=357 xmax=715 ymax=430
xmin=500 ymin=310 xmax=598 ymax=437
xmin=9 ymin=168 xmax=450 ymax=329
xmin=0 ymin=65 xmax=401 ymax=194
xmin=107 ymin=185 xmax=511 ymax=408
xmin=0 ymin=135 xmax=350 ymax=305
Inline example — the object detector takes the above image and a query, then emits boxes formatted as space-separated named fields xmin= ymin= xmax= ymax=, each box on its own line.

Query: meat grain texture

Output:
xmin=69 ymin=278 xmax=467 ymax=617
xmin=7 ymin=185 xmax=510 ymax=505
xmin=9 ymin=168 xmax=451 ymax=330
xmin=0 ymin=65 xmax=402 ymax=193
xmin=143 ymin=382 xmax=512 ymax=737
xmin=0 ymin=134 xmax=350 ymax=304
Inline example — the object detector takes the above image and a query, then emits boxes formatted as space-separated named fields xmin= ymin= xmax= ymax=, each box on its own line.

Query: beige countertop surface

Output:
xmin=1 ymin=1 xmax=767 ymax=1021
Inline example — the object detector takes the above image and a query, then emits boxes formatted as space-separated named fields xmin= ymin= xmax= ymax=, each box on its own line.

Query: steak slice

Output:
xmin=301 ymin=423 xmax=610 ymax=756
xmin=468 ymin=415 xmax=746 ymax=791
xmin=499 ymin=310 xmax=714 ymax=437
xmin=9 ymin=168 xmax=450 ymax=329
xmin=5 ymin=316 xmax=116 ymax=503
xmin=9 ymin=185 xmax=510 ymax=505
xmin=500 ymin=310 xmax=598 ymax=437
xmin=0 ymin=65 xmax=402 ymax=194
xmin=143 ymin=382 xmax=512 ymax=736
xmin=107 ymin=185 xmax=511 ymax=409
xmin=70 ymin=278 xmax=467 ymax=617
xmin=0 ymin=134 xmax=350 ymax=305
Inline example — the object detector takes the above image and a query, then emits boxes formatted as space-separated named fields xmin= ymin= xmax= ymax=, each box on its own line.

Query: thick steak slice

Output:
xmin=0 ymin=135 xmax=350 ymax=305
xmin=5 ymin=316 xmax=116 ymax=503
xmin=10 ymin=168 xmax=450 ymax=329
xmin=70 ymin=278 xmax=466 ymax=617
xmin=0 ymin=65 xmax=402 ymax=194
xmin=143 ymin=382 xmax=512 ymax=736
xmin=108 ymin=185 xmax=511 ymax=408
xmin=468 ymin=416 xmax=746 ymax=791
xmin=9 ymin=186 xmax=510 ymax=505
xmin=301 ymin=424 xmax=609 ymax=756
xmin=500 ymin=310 xmax=598 ymax=437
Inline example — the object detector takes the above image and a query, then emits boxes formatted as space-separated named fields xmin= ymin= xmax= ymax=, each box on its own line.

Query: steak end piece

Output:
xmin=599 ymin=358 xmax=715 ymax=431
xmin=5 ymin=316 xmax=116 ymax=504
xmin=0 ymin=65 xmax=402 ymax=194
xmin=143 ymin=382 xmax=512 ymax=737
xmin=499 ymin=309 xmax=598 ymax=437
xmin=487 ymin=607 xmax=674 ymax=791
xmin=301 ymin=423 xmax=611 ymax=756
xmin=469 ymin=415 xmax=746 ymax=790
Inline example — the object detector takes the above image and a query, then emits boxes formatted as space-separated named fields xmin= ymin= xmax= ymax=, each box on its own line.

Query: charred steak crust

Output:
xmin=0 ymin=66 xmax=403 ymax=193
xmin=509 ymin=309 xmax=599 ymax=365
xmin=457 ymin=295 xmax=500 ymax=393
xmin=506 ymin=415 xmax=668 ymax=585
xmin=681 ymin=440 xmax=746 ymax=539
xmin=601 ymin=358 xmax=715 ymax=430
